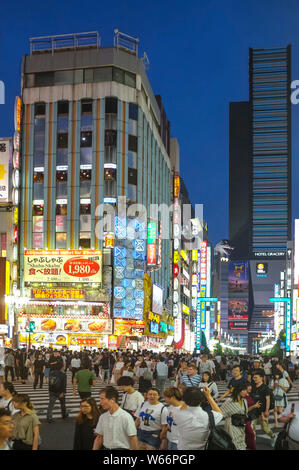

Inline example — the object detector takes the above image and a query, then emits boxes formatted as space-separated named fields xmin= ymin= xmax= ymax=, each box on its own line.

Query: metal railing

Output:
xmin=30 ymin=31 xmax=101 ymax=55
xmin=113 ymin=29 xmax=139 ymax=55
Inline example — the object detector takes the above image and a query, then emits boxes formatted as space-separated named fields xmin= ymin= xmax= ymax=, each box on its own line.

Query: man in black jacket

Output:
xmin=46 ymin=364 xmax=68 ymax=423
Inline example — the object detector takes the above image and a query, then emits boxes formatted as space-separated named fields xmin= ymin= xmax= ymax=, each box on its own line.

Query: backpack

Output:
xmin=143 ymin=369 xmax=152 ymax=381
xmin=49 ymin=373 xmax=62 ymax=393
xmin=205 ymin=410 xmax=236 ymax=450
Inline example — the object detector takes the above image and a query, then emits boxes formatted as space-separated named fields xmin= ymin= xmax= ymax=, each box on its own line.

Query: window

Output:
xmin=128 ymin=168 xmax=137 ymax=185
xmin=33 ymin=182 xmax=44 ymax=200
xmin=56 ymin=204 xmax=67 ymax=216
xmin=34 ymin=103 xmax=46 ymax=167
xmin=105 ymin=130 xmax=117 ymax=147
xmin=33 ymin=204 xmax=44 ymax=216
xmin=33 ymin=216 xmax=43 ymax=233
xmin=57 ymin=133 xmax=68 ymax=148
xmin=104 ymin=168 xmax=116 ymax=181
xmin=58 ymin=101 xmax=69 ymax=116
xmin=84 ymin=69 xmax=94 ymax=83
xmin=57 ymin=148 xmax=68 ymax=166
xmin=56 ymin=171 xmax=67 ymax=198
xmin=128 ymin=151 xmax=137 ymax=169
xmin=54 ymin=70 xmax=74 ymax=85
xmin=129 ymin=103 xmax=138 ymax=121
xmin=56 ymin=233 xmax=67 ymax=249
xmin=26 ymin=74 xmax=35 ymax=88
xmin=35 ymin=103 xmax=46 ymax=117
xmin=94 ymin=67 xmax=112 ymax=82
xmin=80 ymin=131 xmax=92 ymax=147
xmin=105 ymin=97 xmax=118 ymax=114
xmin=104 ymin=146 xmax=117 ymax=164
xmin=113 ymin=67 xmax=125 ymax=84
xmin=35 ymin=72 xmax=54 ymax=87
xmin=125 ymin=72 xmax=136 ymax=88
xmin=128 ymin=135 xmax=137 ymax=152
xmin=56 ymin=214 xmax=67 ymax=232
xmin=81 ymin=100 xmax=93 ymax=114
xmin=104 ymin=180 xmax=116 ymax=197
xmin=74 ymin=69 xmax=83 ymax=84
xmin=79 ymin=233 xmax=91 ymax=249
xmin=34 ymin=171 xmax=44 ymax=183
xmin=33 ymin=233 xmax=43 ymax=249
xmin=80 ymin=203 xmax=91 ymax=215
xmin=80 ymin=147 xmax=92 ymax=165
xmin=128 ymin=184 xmax=137 ymax=202
xmin=80 ymin=169 xmax=91 ymax=197
xmin=56 ymin=171 xmax=67 ymax=182
xmin=0 ymin=233 xmax=7 ymax=256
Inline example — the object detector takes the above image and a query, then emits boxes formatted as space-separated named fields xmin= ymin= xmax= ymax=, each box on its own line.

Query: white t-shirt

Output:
xmin=200 ymin=360 xmax=215 ymax=374
xmin=121 ymin=391 xmax=144 ymax=412
xmin=136 ymin=401 xmax=168 ymax=432
xmin=281 ymin=402 xmax=299 ymax=442
xmin=95 ymin=407 xmax=137 ymax=449
xmin=71 ymin=358 xmax=81 ymax=368
xmin=0 ymin=397 xmax=18 ymax=416
xmin=115 ymin=362 xmax=124 ymax=371
xmin=173 ymin=406 xmax=223 ymax=450
xmin=264 ymin=363 xmax=272 ymax=375
xmin=162 ymin=404 xmax=180 ymax=444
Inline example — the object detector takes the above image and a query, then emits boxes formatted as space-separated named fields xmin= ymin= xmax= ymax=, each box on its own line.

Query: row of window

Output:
xmin=26 ymin=66 xmax=137 ymax=89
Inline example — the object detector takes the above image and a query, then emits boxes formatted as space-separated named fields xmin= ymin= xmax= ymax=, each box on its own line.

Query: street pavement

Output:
xmin=8 ymin=372 xmax=299 ymax=450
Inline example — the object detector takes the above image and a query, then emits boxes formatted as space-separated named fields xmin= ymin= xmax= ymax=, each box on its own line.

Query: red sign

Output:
xmin=63 ymin=257 xmax=100 ymax=277
xmin=147 ymin=245 xmax=157 ymax=265
xmin=173 ymin=264 xmax=179 ymax=277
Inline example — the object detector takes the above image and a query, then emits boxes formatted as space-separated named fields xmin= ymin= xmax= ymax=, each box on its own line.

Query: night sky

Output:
xmin=1 ymin=0 xmax=299 ymax=246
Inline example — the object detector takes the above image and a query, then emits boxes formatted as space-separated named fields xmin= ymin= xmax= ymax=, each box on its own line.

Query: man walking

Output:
xmin=4 ymin=350 xmax=15 ymax=383
xmin=156 ymin=357 xmax=169 ymax=396
xmin=46 ymin=364 xmax=68 ymax=423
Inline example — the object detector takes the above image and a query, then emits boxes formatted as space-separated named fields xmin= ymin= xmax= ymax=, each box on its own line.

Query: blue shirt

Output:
xmin=181 ymin=374 xmax=202 ymax=387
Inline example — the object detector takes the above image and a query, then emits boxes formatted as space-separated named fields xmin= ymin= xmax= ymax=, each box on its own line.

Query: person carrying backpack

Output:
xmin=46 ymin=364 xmax=68 ymax=423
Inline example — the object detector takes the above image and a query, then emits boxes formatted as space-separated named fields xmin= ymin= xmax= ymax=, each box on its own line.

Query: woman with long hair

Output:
xmin=163 ymin=388 xmax=184 ymax=450
xmin=73 ymin=398 xmax=103 ymax=450
xmin=270 ymin=369 xmax=289 ymax=428
xmin=136 ymin=360 xmax=152 ymax=398
xmin=219 ymin=356 xmax=228 ymax=383
xmin=12 ymin=394 xmax=40 ymax=450
xmin=199 ymin=371 xmax=219 ymax=400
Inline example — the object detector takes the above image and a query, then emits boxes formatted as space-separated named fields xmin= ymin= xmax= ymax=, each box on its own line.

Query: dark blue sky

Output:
xmin=1 ymin=0 xmax=299 ymax=245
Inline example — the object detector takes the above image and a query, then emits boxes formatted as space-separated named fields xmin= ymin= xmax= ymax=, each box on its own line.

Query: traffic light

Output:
xmin=29 ymin=321 xmax=35 ymax=332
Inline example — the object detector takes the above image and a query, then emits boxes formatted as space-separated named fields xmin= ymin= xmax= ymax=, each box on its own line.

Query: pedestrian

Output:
xmin=33 ymin=353 xmax=45 ymax=390
xmin=136 ymin=360 xmax=152 ymax=398
xmin=173 ymin=386 xmax=223 ymax=450
xmin=180 ymin=364 xmax=201 ymax=388
xmin=263 ymin=357 xmax=272 ymax=385
xmin=155 ymin=357 xmax=169 ymax=396
xmin=220 ymin=384 xmax=249 ymax=450
xmin=19 ymin=350 xmax=28 ymax=384
xmin=251 ymin=371 xmax=276 ymax=446
xmin=0 ymin=409 xmax=13 ymax=450
xmin=73 ymin=358 xmax=96 ymax=400
xmin=99 ymin=353 xmax=110 ymax=384
xmin=270 ymin=370 xmax=289 ymax=428
xmin=4 ymin=350 xmax=15 ymax=382
xmin=199 ymin=371 xmax=219 ymax=400
xmin=73 ymin=398 xmax=102 ymax=450
xmin=278 ymin=401 xmax=299 ymax=449
xmin=112 ymin=356 xmax=124 ymax=385
xmin=219 ymin=357 xmax=228 ymax=383
xmin=135 ymin=387 xmax=168 ymax=450
xmin=218 ymin=365 xmax=248 ymax=403
xmin=71 ymin=353 xmax=81 ymax=383
xmin=275 ymin=362 xmax=296 ymax=391
xmin=175 ymin=360 xmax=189 ymax=386
xmin=12 ymin=394 xmax=40 ymax=450
xmin=92 ymin=386 xmax=138 ymax=450
xmin=0 ymin=382 xmax=17 ymax=416
xmin=163 ymin=387 xmax=184 ymax=450
xmin=47 ymin=364 xmax=68 ymax=423
xmin=43 ymin=351 xmax=51 ymax=384
xmin=118 ymin=376 xmax=144 ymax=419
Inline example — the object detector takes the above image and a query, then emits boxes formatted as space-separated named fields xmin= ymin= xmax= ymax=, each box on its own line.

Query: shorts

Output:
xmin=137 ymin=428 xmax=161 ymax=449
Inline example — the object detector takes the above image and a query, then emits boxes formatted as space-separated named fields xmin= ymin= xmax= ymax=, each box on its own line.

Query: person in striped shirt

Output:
xmin=180 ymin=364 xmax=201 ymax=388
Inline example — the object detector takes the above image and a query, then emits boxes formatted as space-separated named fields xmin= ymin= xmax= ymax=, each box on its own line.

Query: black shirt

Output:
xmin=49 ymin=355 xmax=64 ymax=371
xmin=73 ymin=419 xmax=98 ymax=450
xmin=251 ymin=383 xmax=271 ymax=413
xmin=34 ymin=359 xmax=45 ymax=371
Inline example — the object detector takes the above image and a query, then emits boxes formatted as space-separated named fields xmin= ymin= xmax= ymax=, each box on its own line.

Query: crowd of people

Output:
xmin=0 ymin=347 xmax=299 ymax=451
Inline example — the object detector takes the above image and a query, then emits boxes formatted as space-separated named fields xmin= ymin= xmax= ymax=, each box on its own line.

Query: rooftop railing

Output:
xmin=29 ymin=31 xmax=101 ymax=54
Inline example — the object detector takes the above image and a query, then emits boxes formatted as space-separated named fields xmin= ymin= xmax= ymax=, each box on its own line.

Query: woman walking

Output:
xmin=12 ymin=394 xmax=40 ymax=450
xmin=73 ymin=398 xmax=102 ymax=450
xmin=220 ymin=384 xmax=249 ymax=450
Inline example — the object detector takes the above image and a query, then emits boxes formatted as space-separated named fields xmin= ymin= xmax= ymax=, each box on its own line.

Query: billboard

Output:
xmin=152 ymin=284 xmax=163 ymax=315
xmin=228 ymin=261 xmax=249 ymax=293
xmin=228 ymin=300 xmax=248 ymax=317
xmin=0 ymin=139 xmax=10 ymax=203
xmin=24 ymin=250 xmax=102 ymax=283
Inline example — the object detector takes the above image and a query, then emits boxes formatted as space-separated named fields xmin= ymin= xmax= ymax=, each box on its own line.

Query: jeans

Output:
xmin=168 ymin=441 xmax=178 ymax=450
xmin=34 ymin=371 xmax=44 ymax=388
xmin=156 ymin=376 xmax=167 ymax=395
xmin=47 ymin=392 xmax=67 ymax=420
xmin=102 ymin=369 xmax=110 ymax=382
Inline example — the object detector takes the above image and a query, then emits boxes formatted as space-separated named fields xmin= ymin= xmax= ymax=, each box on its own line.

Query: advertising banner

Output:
xmin=24 ymin=250 xmax=102 ymax=283
xmin=152 ymin=284 xmax=163 ymax=315
xmin=19 ymin=316 xmax=112 ymax=335
xmin=228 ymin=300 xmax=248 ymax=317
xmin=0 ymin=139 xmax=10 ymax=202
xmin=228 ymin=261 xmax=249 ymax=293
xmin=114 ymin=319 xmax=145 ymax=336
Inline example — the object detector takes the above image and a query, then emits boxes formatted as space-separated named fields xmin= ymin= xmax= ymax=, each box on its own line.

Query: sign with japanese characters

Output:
xmin=24 ymin=250 xmax=102 ymax=283
xmin=0 ymin=139 xmax=10 ymax=202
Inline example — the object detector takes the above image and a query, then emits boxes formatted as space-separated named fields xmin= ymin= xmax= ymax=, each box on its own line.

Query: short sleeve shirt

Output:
xmin=75 ymin=369 xmax=96 ymax=392
xmin=95 ymin=408 xmax=137 ymax=449
xmin=163 ymin=405 xmax=180 ymax=444
xmin=135 ymin=401 xmax=168 ymax=431
xmin=12 ymin=411 xmax=40 ymax=446
xmin=251 ymin=383 xmax=271 ymax=412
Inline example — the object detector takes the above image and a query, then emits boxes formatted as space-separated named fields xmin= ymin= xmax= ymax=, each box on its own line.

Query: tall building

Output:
xmin=229 ymin=46 xmax=291 ymax=352
xmin=16 ymin=31 xmax=174 ymax=350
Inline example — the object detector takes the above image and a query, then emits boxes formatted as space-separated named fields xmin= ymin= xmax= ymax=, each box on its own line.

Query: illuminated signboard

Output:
xmin=286 ymin=299 xmax=291 ymax=352
xmin=174 ymin=176 xmax=180 ymax=197
xmin=152 ymin=284 xmax=163 ymax=315
xmin=256 ymin=263 xmax=268 ymax=278
xmin=31 ymin=289 xmax=85 ymax=300
xmin=200 ymin=241 xmax=207 ymax=328
xmin=147 ymin=222 xmax=157 ymax=245
xmin=0 ymin=139 xmax=10 ymax=203
xmin=147 ymin=244 xmax=157 ymax=265
xmin=24 ymin=250 xmax=102 ymax=283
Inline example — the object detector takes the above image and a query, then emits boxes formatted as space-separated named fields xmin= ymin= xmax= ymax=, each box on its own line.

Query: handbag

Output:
xmin=275 ymin=403 xmax=295 ymax=450
xmin=231 ymin=414 xmax=248 ymax=427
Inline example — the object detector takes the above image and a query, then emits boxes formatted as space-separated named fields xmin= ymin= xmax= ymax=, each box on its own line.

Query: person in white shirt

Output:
xmin=163 ymin=387 xmax=184 ymax=450
xmin=0 ymin=383 xmax=18 ymax=416
xmin=155 ymin=358 xmax=169 ymax=396
xmin=173 ymin=385 xmax=223 ymax=450
xmin=279 ymin=401 xmax=299 ymax=450
xmin=135 ymin=387 xmax=168 ymax=450
xmin=71 ymin=354 xmax=81 ymax=383
xmin=118 ymin=376 xmax=144 ymax=419
xmin=199 ymin=355 xmax=215 ymax=376
xmin=92 ymin=386 xmax=137 ymax=450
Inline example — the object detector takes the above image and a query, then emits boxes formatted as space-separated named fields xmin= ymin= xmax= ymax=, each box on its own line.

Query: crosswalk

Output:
xmin=10 ymin=372 xmax=299 ymax=435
